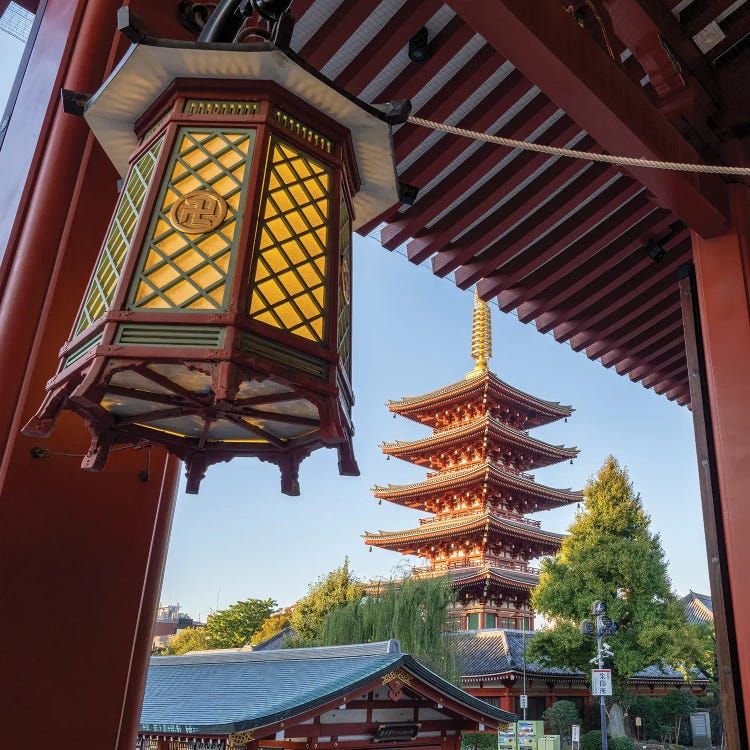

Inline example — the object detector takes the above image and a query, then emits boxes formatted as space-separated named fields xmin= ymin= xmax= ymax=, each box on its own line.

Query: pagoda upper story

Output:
xmin=364 ymin=293 xmax=581 ymax=631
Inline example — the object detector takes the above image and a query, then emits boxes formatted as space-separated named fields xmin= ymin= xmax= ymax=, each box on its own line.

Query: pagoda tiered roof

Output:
xmin=381 ymin=414 xmax=578 ymax=470
xmin=363 ymin=511 xmax=564 ymax=556
xmin=387 ymin=370 xmax=573 ymax=429
xmin=372 ymin=460 xmax=582 ymax=511
xmin=439 ymin=565 xmax=540 ymax=594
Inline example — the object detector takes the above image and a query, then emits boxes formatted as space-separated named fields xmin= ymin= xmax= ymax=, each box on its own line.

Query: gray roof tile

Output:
xmin=140 ymin=640 xmax=515 ymax=735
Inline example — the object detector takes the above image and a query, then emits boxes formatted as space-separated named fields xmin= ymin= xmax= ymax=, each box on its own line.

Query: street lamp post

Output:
xmin=581 ymin=600 xmax=618 ymax=750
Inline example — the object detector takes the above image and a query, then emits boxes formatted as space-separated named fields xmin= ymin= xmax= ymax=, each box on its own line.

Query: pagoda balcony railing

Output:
xmin=413 ymin=559 xmax=541 ymax=575
xmin=417 ymin=508 xmax=541 ymax=528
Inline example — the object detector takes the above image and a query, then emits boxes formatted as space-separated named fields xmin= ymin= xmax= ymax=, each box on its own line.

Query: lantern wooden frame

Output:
xmin=25 ymin=76 xmax=372 ymax=494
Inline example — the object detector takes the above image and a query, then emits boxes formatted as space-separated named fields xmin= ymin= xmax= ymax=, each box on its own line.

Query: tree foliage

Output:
xmin=250 ymin=608 xmax=292 ymax=645
xmin=316 ymin=574 xmax=461 ymax=680
xmin=528 ymin=457 xmax=699 ymax=686
xmin=159 ymin=626 xmax=210 ymax=655
xmin=289 ymin=559 xmax=364 ymax=643
xmin=205 ymin=597 xmax=276 ymax=648
xmin=543 ymin=700 xmax=580 ymax=740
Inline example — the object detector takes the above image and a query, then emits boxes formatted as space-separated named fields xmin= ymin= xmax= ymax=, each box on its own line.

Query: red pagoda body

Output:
xmin=365 ymin=293 xmax=581 ymax=630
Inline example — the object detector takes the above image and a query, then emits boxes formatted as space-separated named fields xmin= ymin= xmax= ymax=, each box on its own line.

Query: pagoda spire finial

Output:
xmin=467 ymin=290 xmax=492 ymax=378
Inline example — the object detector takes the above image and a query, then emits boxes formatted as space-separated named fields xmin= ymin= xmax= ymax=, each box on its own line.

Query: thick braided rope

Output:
xmin=407 ymin=115 xmax=750 ymax=177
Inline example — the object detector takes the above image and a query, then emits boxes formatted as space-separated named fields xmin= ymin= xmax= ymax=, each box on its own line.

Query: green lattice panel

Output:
xmin=130 ymin=128 xmax=255 ymax=311
xmin=248 ymin=138 xmax=332 ymax=343
xmin=74 ymin=138 xmax=163 ymax=335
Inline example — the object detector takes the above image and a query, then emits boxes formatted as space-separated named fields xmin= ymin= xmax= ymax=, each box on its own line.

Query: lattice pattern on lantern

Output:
xmin=130 ymin=128 xmax=254 ymax=311
xmin=337 ymin=192 xmax=352 ymax=377
xmin=248 ymin=138 xmax=331 ymax=342
xmin=184 ymin=99 xmax=261 ymax=116
xmin=74 ymin=138 xmax=163 ymax=335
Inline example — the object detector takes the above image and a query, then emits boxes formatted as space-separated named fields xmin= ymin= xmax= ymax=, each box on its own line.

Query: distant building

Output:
xmin=681 ymin=590 xmax=713 ymax=625
xmin=152 ymin=604 xmax=204 ymax=651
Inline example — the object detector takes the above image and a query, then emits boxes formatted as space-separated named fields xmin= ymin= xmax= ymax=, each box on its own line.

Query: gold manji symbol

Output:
xmin=170 ymin=189 xmax=227 ymax=234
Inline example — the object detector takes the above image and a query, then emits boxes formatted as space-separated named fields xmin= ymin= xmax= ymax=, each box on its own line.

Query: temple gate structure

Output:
xmin=365 ymin=294 xmax=580 ymax=631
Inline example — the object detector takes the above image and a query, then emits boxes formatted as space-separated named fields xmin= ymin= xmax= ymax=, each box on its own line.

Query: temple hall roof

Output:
xmin=387 ymin=371 xmax=573 ymax=429
xmin=681 ymin=590 xmax=714 ymax=625
xmin=140 ymin=640 xmax=515 ymax=735
xmin=452 ymin=629 xmax=708 ymax=685
xmin=373 ymin=460 xmax=581 ymax=509
xmin=381 ymin=414 xmax=578 ymax=469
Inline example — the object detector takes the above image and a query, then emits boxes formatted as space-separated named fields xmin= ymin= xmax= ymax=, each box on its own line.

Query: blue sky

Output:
xmin=0 ymin=26 xmax=708 ymax=623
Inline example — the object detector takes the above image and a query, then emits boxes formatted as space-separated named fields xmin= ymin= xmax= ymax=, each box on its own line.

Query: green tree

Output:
xmin=158 ymin=625 xmax=209 ymax=655
xmin=250 ymin=608 xmax=292 ymax=646
xmin=289 ymin=558 xmax=364 ymax=642
xmin=543 ymin=700 xmax=580 ymax=741
xmin=205 ymin=597 xmax=276 ymax=648
xmin=317 ymin=574 xmax=460 ymax=680
xmin=527 ymin=457 xmax=701 ymax=730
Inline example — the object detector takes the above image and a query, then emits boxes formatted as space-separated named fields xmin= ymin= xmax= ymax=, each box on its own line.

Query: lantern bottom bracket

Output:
xmin=24 ymin=357 xmax=359 ymax=496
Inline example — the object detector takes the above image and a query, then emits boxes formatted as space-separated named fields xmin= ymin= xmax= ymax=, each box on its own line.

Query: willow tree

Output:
xmin=528 ymin=457 xmax=700 ymax=732
xmin=319 ymin=573 xmax=461 ymax=681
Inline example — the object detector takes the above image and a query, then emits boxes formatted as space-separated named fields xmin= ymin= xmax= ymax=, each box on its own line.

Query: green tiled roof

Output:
xmin=140 ymin=640 xmax=516 ymax=735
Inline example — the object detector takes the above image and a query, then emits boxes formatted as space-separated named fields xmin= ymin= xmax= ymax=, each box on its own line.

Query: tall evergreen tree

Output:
xmin=528 ymin=457 xmax=699 ymax=685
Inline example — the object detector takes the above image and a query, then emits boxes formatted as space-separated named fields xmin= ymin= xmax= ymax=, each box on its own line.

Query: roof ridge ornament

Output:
xmin=467 ymin=291 xmax=492 ymax=379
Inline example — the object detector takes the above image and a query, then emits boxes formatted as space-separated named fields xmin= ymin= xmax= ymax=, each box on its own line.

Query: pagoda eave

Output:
xmin=381 ymin=416 xmax=578 ymax=470
xmin=363 ymin=515 xmax=564 ymax=556
xmin=372 ymin=461 xmax=582 ymax=510
xmin=387 ymin=371 xmax=573 ymax=430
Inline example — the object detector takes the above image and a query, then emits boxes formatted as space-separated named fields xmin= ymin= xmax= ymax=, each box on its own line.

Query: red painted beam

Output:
xmin=335 ymin=0 xmax=443 ymax=95
xmin=392 ymin=44 xmax=504 ymax=163
xmin=452 ymin=162 xmax=618 ymax=288
xmin=598 ymin=307 xmax=683 ymax=366
xmin=463 ymin=177 xmax=643 ymax=291
xmin=538 ymin=236 xmax=690 ymax=337
xmin=300 ymin=0 xmax=382 ymax=71
xmin=446 ymin=0 xmax=728 ymax=237
xmin=571 ymin=269 xmax=683 ymax=351
xmin=617 ymin=339 xmax=686 ymax=377
xmin=375 ymin=15 xmax=477 ymax=102
xmin=602 ymin=315 xmax=684 ymax=367
xmin=586 ymin=297 xmax=682 ymax=359
xmin=407 ymin=109 xmax=579 ymax=265
xmin=422 ymin=121 xmax=587 ymax=272
xmin=490 ymin=202 xmax=672 ymax=307
xmin=602 ymin=0 xmax=719 ymax=102
xmin=381 ymin=71 xmax=537 ymax=250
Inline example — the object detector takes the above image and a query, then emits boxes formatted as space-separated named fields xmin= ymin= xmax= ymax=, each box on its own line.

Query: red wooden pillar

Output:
xmin=0 ymin=1 xmax=180 ymax=748
xmin=691 ymin=182 xmax=750 ymax=747
xmin=500 ymin=692 xmax=514 ymax=713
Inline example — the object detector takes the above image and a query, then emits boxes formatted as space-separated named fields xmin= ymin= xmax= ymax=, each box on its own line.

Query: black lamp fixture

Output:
xmin=646 ymin=238 xmax=667 ymax=263
xmin=408 ymin=27 xmax=431 ymax=63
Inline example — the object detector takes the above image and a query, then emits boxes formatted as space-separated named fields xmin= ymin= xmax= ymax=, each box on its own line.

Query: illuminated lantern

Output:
xmin=24 ymin=32 xmax=402 ymax=494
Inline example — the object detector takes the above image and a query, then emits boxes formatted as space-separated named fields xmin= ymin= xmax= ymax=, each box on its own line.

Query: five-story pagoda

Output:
xmin=364 ymin=294 xmax=581 ymax=630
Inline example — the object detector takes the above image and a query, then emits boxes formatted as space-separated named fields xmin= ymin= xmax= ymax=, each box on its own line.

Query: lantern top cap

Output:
xmin=84 ymin=42 xmax=399 ymax=229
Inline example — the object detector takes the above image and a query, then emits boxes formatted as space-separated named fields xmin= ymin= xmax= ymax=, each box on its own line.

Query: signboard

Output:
xmin=571 ymin=726 xmax=580 ymax=742
xmin=520 ymin=694 xmax=528 ymax=709
xmin=591 ymin=669 xmax=612 ymax=696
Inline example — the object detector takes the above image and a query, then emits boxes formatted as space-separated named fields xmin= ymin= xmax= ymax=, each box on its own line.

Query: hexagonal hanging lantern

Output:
xmin=24 ymin=40 xmax=402 ymax=494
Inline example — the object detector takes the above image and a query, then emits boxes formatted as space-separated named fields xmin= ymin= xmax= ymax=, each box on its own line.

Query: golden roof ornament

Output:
xmin=467 ymin=290 xmax=492 ymax=378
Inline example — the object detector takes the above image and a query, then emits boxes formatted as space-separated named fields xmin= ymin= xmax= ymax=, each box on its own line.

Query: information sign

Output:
xmin=571 ymin=726 xmax=580 ymax=742
xmin=520 ymin=694 xmax=528 ymax=709
xmin=591 ymin=668 xmax=612 ymax=696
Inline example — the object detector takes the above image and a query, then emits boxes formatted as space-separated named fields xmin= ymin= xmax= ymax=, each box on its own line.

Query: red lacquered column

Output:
xmin=0 ymin=2 xmax=180 ymax=748
xmin=692 ymin=183 xmax=750 ymax=748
